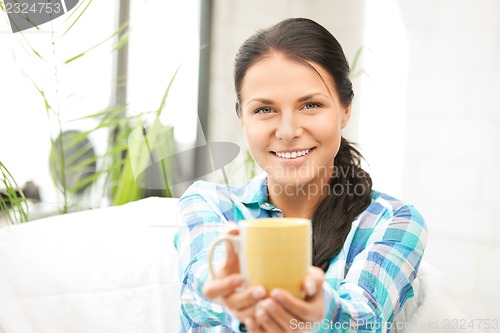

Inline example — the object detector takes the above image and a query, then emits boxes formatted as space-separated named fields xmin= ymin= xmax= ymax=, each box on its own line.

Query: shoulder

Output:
xmin=178 ymin=174 xmax=267 ymax=209
xmin=177 ymin=181 xmax=231 ymax=218
xmin=176 ymin=176 xmax=267 ymax=229
xmin=179 ymin=180 xmax=225 ymax=200
xmin=352 ymin=191 xmax=428 ymax=251
xmin=347 ymin=190 xmax=428 ymax=264
xmin=358 ymin=190 xmax=426 ymax=230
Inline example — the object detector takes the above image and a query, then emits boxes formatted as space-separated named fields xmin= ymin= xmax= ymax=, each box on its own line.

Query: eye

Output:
xmin=303 ymin=102 xmax=322 ymax=110
xmin=255 ymin=106 xmax=274 ymax=114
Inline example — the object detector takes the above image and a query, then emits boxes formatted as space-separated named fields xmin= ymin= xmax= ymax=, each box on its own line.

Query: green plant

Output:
xmin=6 ymin=0 xmax=176 ymax=214
xmin=244 ymin=150 xmax=257 ymax=180
xmin=44 ymin=75 xmax=178 ymax=210
xmin=4 ymin=0 xmax=129 ymax=213
xmin=0 ymin=161 xmax=29 ymax=224
xmin=350 ymin=46 xmax=370 ymax=80
xmin=107 ymin=67 xmax=178 ymax=205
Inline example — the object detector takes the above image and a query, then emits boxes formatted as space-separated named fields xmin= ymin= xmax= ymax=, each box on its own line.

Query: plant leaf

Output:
xmin=112 ymin=31 xmax=129 ymax=52
xmin=62 ymin=0 xmax=92 ymax=25
xmin=157 ymin=65 xmax=180 ymax=117
xmin=350 ymin=46 xmax=364 ymax=75
xmin=0 ymin=161 xmax=29 ymax=224
xmin=62 ymin=0 xmax=94 ymax=36
xmin=64 ymin=21 xmax=129 ymax=64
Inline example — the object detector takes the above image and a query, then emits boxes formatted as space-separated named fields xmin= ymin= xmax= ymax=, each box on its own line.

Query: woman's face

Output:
xmin=239 ymin=54 xmax=351 ymax=189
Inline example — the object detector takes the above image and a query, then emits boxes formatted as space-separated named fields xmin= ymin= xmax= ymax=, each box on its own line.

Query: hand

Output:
xmin=202 ymin=227 xmax=266 ymax=322
xmin=244 ymin=266 xmax=326 ymax=333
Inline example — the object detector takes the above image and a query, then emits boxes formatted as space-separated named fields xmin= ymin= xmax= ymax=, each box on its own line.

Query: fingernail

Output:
xmin=251 ymin=286 xmax=266 ymax=299
xmin=232 ymin=275 xmax=244 ymax=286
xmin=256 ymin=308 xmax=268 ymax=321
xmin=244 ymin=318 xmax=255 ymax=329
xmin=263 ymin=299 xmax=276 ymax=312
xmin=270 ymin=289 xmax=284 ymax=302
xmin=306 ymin=279 xmax=317 ymax=295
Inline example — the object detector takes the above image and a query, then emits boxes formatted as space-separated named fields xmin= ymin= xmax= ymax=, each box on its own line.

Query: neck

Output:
xmin=267 ymin=177 xmax=331 ymax=219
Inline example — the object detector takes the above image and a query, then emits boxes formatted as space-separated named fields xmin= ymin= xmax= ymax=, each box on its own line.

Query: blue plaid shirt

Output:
xmin=173 ymin=173 xmax=427 ymax=332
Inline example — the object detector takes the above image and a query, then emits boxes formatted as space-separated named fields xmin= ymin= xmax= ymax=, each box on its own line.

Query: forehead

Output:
xmin=240 ymin=54 xmax=336 ymax=100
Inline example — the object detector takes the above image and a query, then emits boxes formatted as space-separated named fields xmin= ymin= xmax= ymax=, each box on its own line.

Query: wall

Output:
xmin=398 ymin=0 xmax=500 ymax=320
xmin=353 ymin=0 xmax=500 ymax=320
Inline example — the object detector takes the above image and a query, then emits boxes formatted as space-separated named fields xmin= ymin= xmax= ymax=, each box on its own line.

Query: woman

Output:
xmin=174 ymin=18 xmax=427 ymax=333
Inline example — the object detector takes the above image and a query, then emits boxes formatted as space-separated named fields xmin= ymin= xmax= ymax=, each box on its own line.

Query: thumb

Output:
xmin=222 ymin=240 xmax=240 ymax=274
xmin=222 ymin=224 xmax=240 ymax=274
xmin=304 ymin=266 xmax=324 ymax=297
xmin=226 ymin=222 xmax=239 ymax=235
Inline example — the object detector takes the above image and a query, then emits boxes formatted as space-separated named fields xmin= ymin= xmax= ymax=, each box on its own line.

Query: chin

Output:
xmin=267 ymin=175 xmax=318 ymax=192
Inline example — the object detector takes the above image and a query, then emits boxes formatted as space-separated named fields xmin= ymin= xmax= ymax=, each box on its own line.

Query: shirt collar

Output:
xmin=235 ymin=173 xmax=284 ymax=217
xmin=236 ymin=172 xmax=269 ymax=205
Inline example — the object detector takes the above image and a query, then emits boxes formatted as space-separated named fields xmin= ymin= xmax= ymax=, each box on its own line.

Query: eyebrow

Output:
xmin=246 ymin=93 xmax=331 ymax=106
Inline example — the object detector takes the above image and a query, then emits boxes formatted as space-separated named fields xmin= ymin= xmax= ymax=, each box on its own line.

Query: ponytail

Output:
xmin=312 ymin=137 xmax=373 ymax=272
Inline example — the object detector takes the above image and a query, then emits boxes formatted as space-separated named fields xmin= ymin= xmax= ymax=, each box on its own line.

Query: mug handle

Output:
xmin=207 ymin=234 xmax=240 ymax=278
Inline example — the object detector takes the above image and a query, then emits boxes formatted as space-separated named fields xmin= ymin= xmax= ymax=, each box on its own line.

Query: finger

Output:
xmin=219 ymin=228 xmax=241 ymax=276
xmin=270 ymin=288 xmax=323 ymax=323
xmin=255 ymin=304 xmax=286 ymax=333
xmin=245 ymin=317 xmax=266 ymax=333
xmin=223 ymin=286 xmax=266 ymax=323
xmin=303 ymin=277 xmax=318 ymax=298
xmin=302 ymin=266 xmax=324 ymax=297
xmin=268 ymin=266 xmax=325 ymax=321
xmin=225 ymin=285 xmax=267 ymax=311
xmin=258 ymin=299 xmax=293 ymax=331
xmin=221 ymin=239 xmax=240 ymax=274
xmin=229 ymin=306 xmax=257 ymax=324
xmin=226 ymin=223 xmax=239 ymax=235
xmin=203 ymin=274 xmax=244 ymax=300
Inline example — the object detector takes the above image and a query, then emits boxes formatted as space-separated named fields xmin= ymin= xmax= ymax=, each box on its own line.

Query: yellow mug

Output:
xmin=208 ymin=218 xmax=312 ymax=299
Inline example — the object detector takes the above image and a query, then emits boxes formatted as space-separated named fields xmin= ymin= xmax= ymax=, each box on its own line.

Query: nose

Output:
xmin=275 ymin=113 xmax=302 ymax=142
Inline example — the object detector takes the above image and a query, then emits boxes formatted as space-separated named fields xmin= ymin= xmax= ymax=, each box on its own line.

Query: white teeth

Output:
xmin=275 ymin=149 xmax=310 ymax=159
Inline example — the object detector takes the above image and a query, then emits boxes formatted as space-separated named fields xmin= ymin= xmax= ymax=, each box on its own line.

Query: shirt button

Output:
xmin=260 ymin=202 xmax=273 ymax=209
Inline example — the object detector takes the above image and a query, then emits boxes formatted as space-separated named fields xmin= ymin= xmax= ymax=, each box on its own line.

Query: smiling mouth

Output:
xmin=272 ymin=147 xmax=315 ymax=159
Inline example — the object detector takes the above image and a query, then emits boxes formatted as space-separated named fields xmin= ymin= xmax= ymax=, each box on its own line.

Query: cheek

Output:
xmin=315 ymin=117 xmax=343 ymax=156
xmin=323 ymin=134 xmax=342 ymax=160
xmin=243 ymin=121 xmax=267 ymax=154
